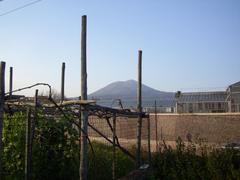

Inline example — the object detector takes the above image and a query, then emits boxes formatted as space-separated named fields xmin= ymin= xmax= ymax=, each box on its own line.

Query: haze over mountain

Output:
xmin=89 ymin=80 xmax=174 ymax=99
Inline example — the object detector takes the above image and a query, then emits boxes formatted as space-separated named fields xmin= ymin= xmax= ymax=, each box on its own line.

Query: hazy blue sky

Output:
xmin=0 ymin=0 xmax=240 ymax=96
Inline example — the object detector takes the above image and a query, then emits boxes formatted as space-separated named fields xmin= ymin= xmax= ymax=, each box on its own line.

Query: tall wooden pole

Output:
xmin=9 ymin=67 xmax=13 ymax=99
xmin=0 ymin=61 xmax=5 ymax=177
xmin=136 ymin=50 xmax=142 ymax=167
xmin=29 ymin=89 xmax=38 ymax=179
xmin=78 ymin=96 xmax=82 ymax=180
xmin=25 ymin=108 xmax=31 ymax=180
xmin=80 ymin=15 xmax=88 ymax=180
xmin=147 ymin=117 xmax=151 ymax=165
xmin=61 ymin=62 xmax=65 ymax=103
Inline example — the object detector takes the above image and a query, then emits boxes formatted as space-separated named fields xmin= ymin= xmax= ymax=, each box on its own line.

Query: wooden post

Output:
xmin=78 ymin=96 xmax=81 ymax=180
xmin=0 ymin=61 xmax=5 ymax=177
xmin=112 ymin=113 xmax=116 ymax=180
xmin=154 ymin=100 xmax=158 ymax=151
xmin=25 ymin=108 xmax=31 ymax=180
xmin=9 ymin=67 xmax=13 ymax=99
xmin=80 ymin=15 xmax=88 ymax=180
xmin=136 ymin=50 xmax=142 ymax=168
xmin=34 ymin=89 xmax=38 ymax=121
xmin=147 ymin=117 xmax=151 ymax=165
xmin=29 ymin=89 xmax=38 ymax=180
xmin=61 ymin=62 xmax=65 ymax=103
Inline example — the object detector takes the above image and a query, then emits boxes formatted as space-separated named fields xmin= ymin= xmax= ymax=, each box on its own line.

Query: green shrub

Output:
xmin=2 ymin=113 xmax=26 ymax=180
xmin=2 ymin=112 xmax=134 ymax=180
xmin=152 ymin=138 xmax=240 ymax=180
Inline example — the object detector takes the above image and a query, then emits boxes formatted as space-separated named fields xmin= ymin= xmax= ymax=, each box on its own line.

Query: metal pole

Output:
xmin=136 ymin=50 xmax=142 ymax=168
xmin=154 ymin=100 xmax=158 ymax=151
xmin=9 ymin=67 xmax=13 ymax=99
xmin=61 ymin=62 xmax=65 ymax=103
xmin=25 ymin=108 xmax=31 ymax=180
xmin=80 ymin=15 xmax=88 ymax=180
xmin=0 ymin=61 xmax=5 ymax=178
xmin=112 ymin=113 xmax=116 ymax=180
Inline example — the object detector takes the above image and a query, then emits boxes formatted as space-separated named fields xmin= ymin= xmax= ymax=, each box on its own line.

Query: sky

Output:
xmin=0 ymin=0 xmax=240 ymax=97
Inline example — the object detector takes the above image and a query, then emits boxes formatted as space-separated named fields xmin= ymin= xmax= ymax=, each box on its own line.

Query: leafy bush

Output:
xmin=2 ymin=112 xmax=79 ymax=180
xmin=31 ymin=113 xmax=79 ymax=180
xmin=2 ymin=113 xmax=26 ymax=179
xmin=151 ymin=138 xmax=240 ymax=180
xmin=2 ymin=112 xmax=134 ymax=180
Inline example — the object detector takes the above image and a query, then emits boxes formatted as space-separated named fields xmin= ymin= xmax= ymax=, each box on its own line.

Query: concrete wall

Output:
xmin=150 ymin=113 xmax=240 ymax=143
xmin=88 ymin=113 xmax=240 ymax=151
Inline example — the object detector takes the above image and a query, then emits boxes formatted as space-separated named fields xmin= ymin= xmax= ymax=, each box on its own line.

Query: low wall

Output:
xmin=151 ymin=113 xmax=240 ymax=144
xmin=88 ymin=113 xmax=240 ymax=151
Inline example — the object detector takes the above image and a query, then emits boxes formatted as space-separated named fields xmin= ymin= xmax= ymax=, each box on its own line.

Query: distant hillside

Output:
xmin=89 ymin=80 xmax=174 ymax=100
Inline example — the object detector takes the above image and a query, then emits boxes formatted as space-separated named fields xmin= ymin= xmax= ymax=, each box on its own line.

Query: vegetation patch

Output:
xmin=151 ymin=138 xmax=240 ymax=180
xmin=2 ymin=113 xmax=240 ymax=180
xmin=2 ymin=112 xmax=134 ymax=180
